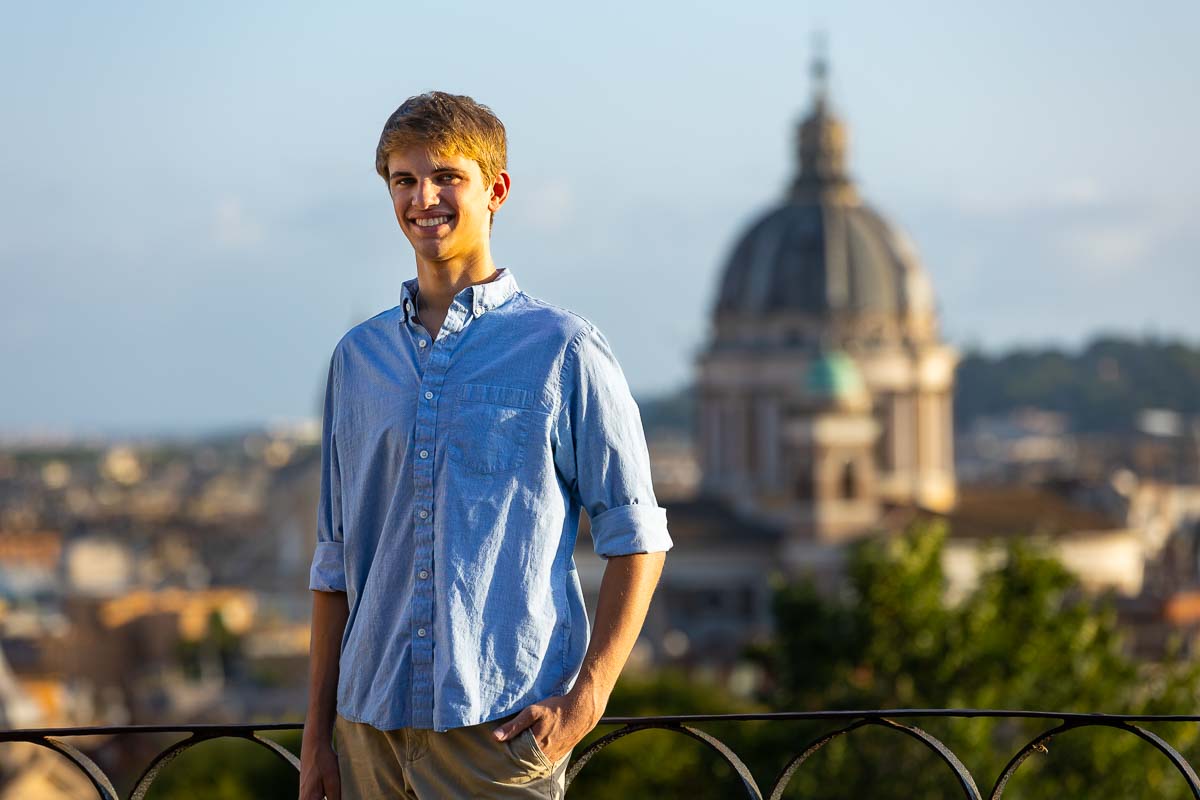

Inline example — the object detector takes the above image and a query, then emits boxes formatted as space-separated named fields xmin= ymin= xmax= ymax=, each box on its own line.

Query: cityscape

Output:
xmin=3 ymin=5 xmax=1200 ymax=799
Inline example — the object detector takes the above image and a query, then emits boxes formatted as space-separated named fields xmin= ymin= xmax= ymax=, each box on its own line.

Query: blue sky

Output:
xmin=2 ymin=2 xmax=1197 ymax=436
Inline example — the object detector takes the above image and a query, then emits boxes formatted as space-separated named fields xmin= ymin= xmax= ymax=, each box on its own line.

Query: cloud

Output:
xmin=1043 ymin=177 xmax=1106 ymax=208
xmin=944 ymin=176 xmax=1189 ymax=276
xmin=960 ymin=179 xmax=1108 ymax=219
xmin=951 ymin=176 xmax=1109 ymax=217
xmin=213 ymin=197 xmax=265 ymax=249
xmin=1053 ymin=220 xmax=1163 ymax=273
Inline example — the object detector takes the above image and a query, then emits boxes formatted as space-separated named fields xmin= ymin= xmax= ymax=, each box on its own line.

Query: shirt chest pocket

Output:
xmin=447 ymin=383 xmax=535 ymax=474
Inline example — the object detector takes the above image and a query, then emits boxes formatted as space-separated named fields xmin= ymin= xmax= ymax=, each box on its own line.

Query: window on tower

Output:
xmin=841 ymin=460 xmax=858 ymax=499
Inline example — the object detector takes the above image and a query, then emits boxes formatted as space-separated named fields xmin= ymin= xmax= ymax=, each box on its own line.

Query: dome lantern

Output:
xmin=790 ymin=38 xmax=857 ymax=205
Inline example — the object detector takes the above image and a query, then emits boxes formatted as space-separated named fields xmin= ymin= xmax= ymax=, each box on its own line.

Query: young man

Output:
xmin=298 ymin=91 xmax=673 ymax=799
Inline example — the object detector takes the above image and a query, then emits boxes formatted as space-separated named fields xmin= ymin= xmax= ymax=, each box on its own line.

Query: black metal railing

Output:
xmin=4 ymin=709 xmax=1200 ymax=799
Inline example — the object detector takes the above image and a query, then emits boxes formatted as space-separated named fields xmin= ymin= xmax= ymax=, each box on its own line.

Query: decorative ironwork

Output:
xmin=2 ymin=710 xmax=1199 ymax=798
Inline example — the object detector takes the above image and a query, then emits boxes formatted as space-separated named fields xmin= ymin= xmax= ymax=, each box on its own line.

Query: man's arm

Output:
xmin=494 ymin=322 xmax=673 ymax=760
xmin=492 ymin=550 xmax=665 ymax=760
xmin=299 ymin=589 xmax=348 ymax=800
xmin=568 ymin=550 xmax=665 ymax=714
xmin=299 ymin=346 xmax=351 ymax=799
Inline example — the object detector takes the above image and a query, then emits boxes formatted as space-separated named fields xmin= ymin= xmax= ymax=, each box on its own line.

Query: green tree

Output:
xmin=136 ymin=730 xmax=301 ymax=800
xmin=757 ymin=521 xmax=1200 ymax=798
xmin=954 ymin=334 xmax=1200 ymax=434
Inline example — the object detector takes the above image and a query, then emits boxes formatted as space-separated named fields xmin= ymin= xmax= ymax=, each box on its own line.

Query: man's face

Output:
xmin=385 ymin=146 xmax=509 ymax=265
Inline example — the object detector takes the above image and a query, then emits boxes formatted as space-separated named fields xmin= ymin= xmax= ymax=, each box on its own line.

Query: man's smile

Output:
xmin=409 ymin=213 xmax=456 ymax=235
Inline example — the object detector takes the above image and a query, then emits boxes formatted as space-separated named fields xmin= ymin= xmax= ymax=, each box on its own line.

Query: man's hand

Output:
xmin=492 ymin=551 xmax=665 ymax=764
xmin=298 ymin=737 xmax=340 ymax=800
xmin=492 ymin=686 xmax=605 ymax=764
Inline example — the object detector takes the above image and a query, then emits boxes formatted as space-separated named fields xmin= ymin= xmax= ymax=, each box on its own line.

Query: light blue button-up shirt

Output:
xmin=309 ymin=267 xmax=673 ymax=732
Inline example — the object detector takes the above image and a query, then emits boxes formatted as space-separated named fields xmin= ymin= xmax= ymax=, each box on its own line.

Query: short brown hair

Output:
xmin=375 ymin=91 xmax=507 ymax=185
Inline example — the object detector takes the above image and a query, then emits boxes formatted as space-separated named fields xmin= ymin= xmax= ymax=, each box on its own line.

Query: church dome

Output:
xmin=713 ymin=57 xmax=935 ymax=325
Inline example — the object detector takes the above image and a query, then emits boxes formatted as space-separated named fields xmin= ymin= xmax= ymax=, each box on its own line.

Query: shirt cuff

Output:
xmin=589 ymin=503 xmax=673 ymax=559
xmin=309 ymin=541 xmax=347 ymax=592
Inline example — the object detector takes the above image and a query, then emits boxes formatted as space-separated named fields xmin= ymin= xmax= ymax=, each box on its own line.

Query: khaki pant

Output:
xmin=333 ymin=711 xmax=572 ymax=799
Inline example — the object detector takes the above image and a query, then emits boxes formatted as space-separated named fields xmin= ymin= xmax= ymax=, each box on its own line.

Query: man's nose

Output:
xmin=412 ymin=178 xmax=439 ymax=209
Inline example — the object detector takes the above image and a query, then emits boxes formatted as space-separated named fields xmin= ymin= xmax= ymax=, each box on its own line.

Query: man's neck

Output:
xmin=413 ymin=253 xmax=500 ymax=319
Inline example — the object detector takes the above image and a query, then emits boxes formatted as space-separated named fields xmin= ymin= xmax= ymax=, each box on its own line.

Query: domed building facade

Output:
xmin=695 ymin=55 xmax=958 ymax=560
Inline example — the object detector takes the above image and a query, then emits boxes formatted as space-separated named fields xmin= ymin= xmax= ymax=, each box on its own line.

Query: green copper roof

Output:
xmin=804 ymin=350 xmax=866 ymax=400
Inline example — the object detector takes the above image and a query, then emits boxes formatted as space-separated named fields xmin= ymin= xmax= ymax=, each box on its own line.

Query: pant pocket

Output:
xmin=521 ymin=728 xmax=553 ymax=770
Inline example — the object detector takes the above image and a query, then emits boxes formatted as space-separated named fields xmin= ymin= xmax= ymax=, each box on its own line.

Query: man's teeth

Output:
xmin=415 ymin=216 xmax=451 ymax=227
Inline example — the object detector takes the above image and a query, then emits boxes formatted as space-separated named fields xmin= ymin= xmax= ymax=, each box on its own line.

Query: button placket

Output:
xmin=408 ymin=297 xmax=475 ymax=730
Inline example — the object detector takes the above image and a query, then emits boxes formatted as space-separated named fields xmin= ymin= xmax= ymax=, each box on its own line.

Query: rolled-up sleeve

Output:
xmin=552 ymin=323 xmax=673 ymax=559
xmin=309 ymin=346 xmax=348 ymax=592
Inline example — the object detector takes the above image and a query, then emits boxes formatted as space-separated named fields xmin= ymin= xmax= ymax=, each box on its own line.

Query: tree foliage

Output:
xmin=134 ymin=729 xmax=302 ymax=800
xmin=955 ymin=335 xmax=1200 ymax=433
xmin=756 ymin=521 xmax=1200 ymax=798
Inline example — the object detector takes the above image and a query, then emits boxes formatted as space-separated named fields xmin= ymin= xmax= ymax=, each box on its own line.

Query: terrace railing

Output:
xmin=3 ymin=709 xmax=1200 ymax=799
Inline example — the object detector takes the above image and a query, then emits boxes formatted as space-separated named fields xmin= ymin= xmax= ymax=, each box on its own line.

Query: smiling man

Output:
xmin=298 ymin=91 xmax=673 ymax=800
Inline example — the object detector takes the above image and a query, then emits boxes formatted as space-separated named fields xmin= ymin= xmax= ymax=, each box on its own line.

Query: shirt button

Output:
xmin=417 ymin=627 xmax=427 ymax=637
xmin=419 ymin=449 xmax=429 ymax=458
xmin=424 ymin=391 xmax=433 ymax=400
xmin=418 ymin=339 xmax=427 ymax=348
xmin=418 ymin=509 xmax=429 ymax=519
xmin=418 ymin=569 xmax=429 ymax=580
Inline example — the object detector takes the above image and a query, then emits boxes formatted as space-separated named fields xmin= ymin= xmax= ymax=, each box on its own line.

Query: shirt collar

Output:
xmin=400 ymin=267 xmax=520 ymax=325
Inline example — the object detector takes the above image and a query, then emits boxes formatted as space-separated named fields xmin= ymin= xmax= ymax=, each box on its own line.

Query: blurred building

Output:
xmin=693 ymin=51 xmax=957 ymax=562
xmin=578 ymin=54 xmax=1200 ymax=679
xmin=574 ymin=51 xmax=958 ymax=679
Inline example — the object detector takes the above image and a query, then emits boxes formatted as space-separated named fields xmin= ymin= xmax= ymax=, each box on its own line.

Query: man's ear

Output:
xmin=489 ymin=170 xmax=512 ymax=213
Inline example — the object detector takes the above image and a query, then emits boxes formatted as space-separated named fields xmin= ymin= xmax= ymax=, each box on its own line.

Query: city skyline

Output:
xmin=3 ymin=2 xmax=1198 ymax=435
